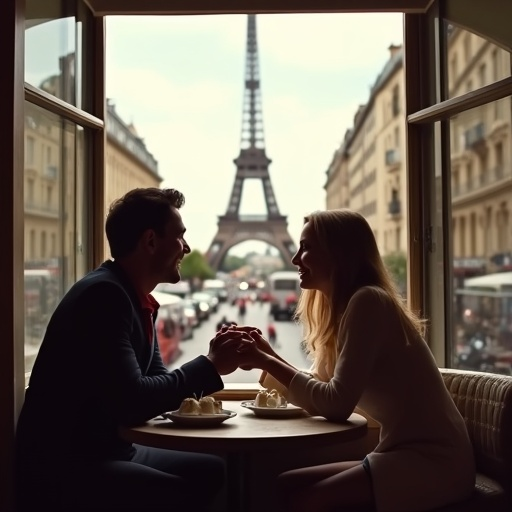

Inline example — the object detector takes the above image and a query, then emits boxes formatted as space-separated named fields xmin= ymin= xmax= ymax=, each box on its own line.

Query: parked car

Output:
xmin=182 ymin=298 xmax=199 ymax=328
xmin=152 ymin=286 xmax=194 ymax=340
xmin=151 ymin=291 xmax=193 ymax=366
xmin=186 ymin=295 xmax=210 ymax=321
xmin=192 ymin=291 xmax=219 ymax=314
xmin=153 ymin=309 xmax=181 ymax=365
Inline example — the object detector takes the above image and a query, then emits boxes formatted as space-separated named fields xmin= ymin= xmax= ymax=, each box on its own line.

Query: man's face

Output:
xmin=151 ymin=207 xmax=190 ymax=284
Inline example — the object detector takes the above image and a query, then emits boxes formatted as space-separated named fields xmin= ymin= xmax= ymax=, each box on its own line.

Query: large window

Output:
xmin=448 ymin=97 xmax=512 ymax=373
xmin=422 ymin=17 xmax=512 ymax=375
xmin=16 ymin=2 xmax=512 ymax=384
xmin=23 ymin=0 xmax=95 ymax=374
xmin=25 ymin=0 xmax=93 ymax=112
xmin=446 ymin=26 xmax=511 ymax=99
xmin=23 ymin=103 xmax=89 ymax=372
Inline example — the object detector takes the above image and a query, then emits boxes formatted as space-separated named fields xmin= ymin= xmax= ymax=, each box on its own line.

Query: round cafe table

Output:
xmin=120 ymin=400 xmax=367 ymax=512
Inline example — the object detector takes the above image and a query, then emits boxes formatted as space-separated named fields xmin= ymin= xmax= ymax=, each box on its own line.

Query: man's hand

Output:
xmin=207 ymin=328 xmax=253 ymax=375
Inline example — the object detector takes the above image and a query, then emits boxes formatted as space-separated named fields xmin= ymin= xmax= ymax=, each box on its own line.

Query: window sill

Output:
xmin=212 ymin=383 xmax=261 ymax=401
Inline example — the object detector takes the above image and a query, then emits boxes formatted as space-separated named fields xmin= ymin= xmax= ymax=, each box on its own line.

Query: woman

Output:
xmin=238 ymin=209 xmax=475 ymax=512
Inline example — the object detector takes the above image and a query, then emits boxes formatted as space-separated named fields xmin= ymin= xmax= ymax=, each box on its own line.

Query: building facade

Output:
xmin=104 ymin=100 xmax=162 ymax=258
xmin=324 ymin=22 xmax=512 ymax=359
xmin=324 ymin=45 xmax=407 ymax=257
xmin=325 ymin=32 xmax=511 ymax=273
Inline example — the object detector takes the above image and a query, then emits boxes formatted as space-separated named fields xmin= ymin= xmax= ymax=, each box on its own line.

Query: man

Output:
xmin=16 ymin=188 xmax=251 ymax=512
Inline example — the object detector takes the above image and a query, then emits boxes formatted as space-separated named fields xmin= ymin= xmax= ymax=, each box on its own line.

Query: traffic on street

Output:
xmin=168 ymin=298 xmax=310 ymax=384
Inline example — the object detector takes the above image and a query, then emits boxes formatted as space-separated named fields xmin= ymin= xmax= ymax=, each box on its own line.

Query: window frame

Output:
xmin=405 ymin=1 xmax=512 ymax=365
xmin=3 ymin=2 xmax=512 ymax=510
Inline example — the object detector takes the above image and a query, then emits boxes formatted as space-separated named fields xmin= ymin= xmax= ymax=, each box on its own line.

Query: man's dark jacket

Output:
xmin=16 ymin=260 xmax=223 ymax=465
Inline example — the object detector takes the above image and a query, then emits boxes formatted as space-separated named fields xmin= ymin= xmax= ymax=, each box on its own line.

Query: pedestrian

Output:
xmin=15 ymin=187 xmax=253 ymax=512
xmin=268 ymin=323 xmax=279 ymax=348
xmin=238 ymin=296 xmax=247 ymax=322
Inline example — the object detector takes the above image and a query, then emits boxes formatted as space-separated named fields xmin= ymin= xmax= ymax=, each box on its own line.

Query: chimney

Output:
xmin=388 ymin=44 xmax=402 ymax=59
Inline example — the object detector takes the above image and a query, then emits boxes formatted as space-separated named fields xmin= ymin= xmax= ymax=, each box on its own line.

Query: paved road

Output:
xmin=169 ymin=301 xmax=310 ymax=383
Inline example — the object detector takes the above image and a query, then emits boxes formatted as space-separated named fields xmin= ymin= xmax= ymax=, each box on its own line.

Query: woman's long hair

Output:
xmin=294 ymin=209 xmax=426 ymax=377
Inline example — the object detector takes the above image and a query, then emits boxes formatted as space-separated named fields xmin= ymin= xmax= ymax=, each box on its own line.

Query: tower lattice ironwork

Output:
xmin=206 ymin=14 xmax=296 ymax=271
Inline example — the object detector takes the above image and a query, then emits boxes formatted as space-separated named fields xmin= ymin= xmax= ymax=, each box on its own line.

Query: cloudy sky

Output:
xmin=105 ymin=13 xmax=403 ymax=256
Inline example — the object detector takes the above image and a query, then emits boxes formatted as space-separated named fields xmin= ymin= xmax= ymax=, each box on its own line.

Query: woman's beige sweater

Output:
xmin=287 ymin=286 xmax=476 ymax=512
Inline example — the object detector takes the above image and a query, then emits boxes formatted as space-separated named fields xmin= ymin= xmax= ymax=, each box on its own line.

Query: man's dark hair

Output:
xmin=105 ymin=187 xmax=185 ymax=259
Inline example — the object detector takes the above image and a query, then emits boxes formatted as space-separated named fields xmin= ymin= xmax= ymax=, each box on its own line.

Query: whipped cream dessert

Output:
xmin=254 ymin=388 xmax=287 ymax=408
xmin=178 ymin=396 xmax=223 ymax=415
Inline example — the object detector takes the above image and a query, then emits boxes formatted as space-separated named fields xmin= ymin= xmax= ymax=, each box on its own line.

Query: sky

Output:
xmin=105 ymin=13 xmax=403 ymax=256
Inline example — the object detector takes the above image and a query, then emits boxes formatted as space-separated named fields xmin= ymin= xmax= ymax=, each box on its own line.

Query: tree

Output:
xmin=221 ymin=254 xmax=246 ymax=272
xmin=383 ymin=252 xmax=407 ymax=293
xmin=180 ymin=249 xmax=215 ymax=282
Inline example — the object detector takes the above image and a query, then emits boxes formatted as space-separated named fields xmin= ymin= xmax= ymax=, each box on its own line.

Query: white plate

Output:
xmin=163 ymin=409 xmax=236 ymax=427
xmin=240 ymin=400 xmax=307 ymax=418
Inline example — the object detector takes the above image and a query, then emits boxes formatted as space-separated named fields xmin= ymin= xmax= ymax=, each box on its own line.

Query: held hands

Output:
xmin=207 ymin=326 xmax=254 ymax=375
xmin=234 ymin=325 xmax=276 ymax=358
xmin=232 ymin=327 xmax=273 ymax=371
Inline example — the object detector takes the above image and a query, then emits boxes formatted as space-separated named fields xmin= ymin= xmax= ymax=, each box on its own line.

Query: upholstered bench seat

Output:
xmin=340 ymin=369 xmax=512 ymax=512
xmin=430 ymin=369 xmax=512 ymax=512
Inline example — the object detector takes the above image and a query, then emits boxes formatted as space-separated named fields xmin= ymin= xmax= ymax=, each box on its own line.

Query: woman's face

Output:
xmin=291 ymin=221 xmax=333 ymax=295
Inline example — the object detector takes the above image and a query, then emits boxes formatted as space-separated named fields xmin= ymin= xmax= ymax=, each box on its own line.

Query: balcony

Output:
xmin=494 ymin=166 xmax=504 ymax=180
xmin=388 ymin=199 xmax=401 ymax=218
xmin=452 ymin=167 xmax=511 ymax=199
xmin=44 ymin=165 xmax=58 ymax=180
xmin=24 ymin=200 xmax=59 ymax=218
xmin=464 ymin=122 xmax=487 ymax=156
xmin=385 ymin=148 xmax=400 ymax=167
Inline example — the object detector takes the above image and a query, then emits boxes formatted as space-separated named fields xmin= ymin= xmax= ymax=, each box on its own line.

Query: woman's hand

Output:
xmin=235 ymin=335 xmax=271 ymax=371
xmin=234 ymin=326 xmax=277 ymax=358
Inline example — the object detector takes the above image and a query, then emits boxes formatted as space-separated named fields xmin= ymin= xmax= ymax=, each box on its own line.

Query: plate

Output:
xmin=240 ymin=400 xmax=307 ymax=418
xmin=163 ymin=409 xmax=237 ymax=427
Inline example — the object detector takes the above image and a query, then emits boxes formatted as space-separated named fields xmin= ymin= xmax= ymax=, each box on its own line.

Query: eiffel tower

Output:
xmin=206 ymin=15 xmax=296 ymax=271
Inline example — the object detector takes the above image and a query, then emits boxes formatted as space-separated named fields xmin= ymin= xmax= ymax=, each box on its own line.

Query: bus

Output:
xmin=24 ymin=269 xmax=59 ymax=337
xmin=456 ymin=271 xmax=512 ymax=325
xmin=268 ymin=270 xmax=301 ymax=321
xmin=455 ymin=272 xmax=512 ymax=372
xmin=202 ymin=278 xmax=228 ymax=302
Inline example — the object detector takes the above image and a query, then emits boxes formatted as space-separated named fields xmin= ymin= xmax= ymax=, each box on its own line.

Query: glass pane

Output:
xmin=449 ymin=98 xmax=512 ymax=375
xmin=445 ymin=22 xmax=511 ymax=100
xmin=24 ymin=102 xmax=82 ymax=372
xmin=25 ymin=0 xmax=77 ymax=105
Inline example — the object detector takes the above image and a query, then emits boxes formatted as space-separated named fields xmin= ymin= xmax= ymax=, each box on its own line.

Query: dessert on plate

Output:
xmin=254 ymin=388 xmax=287 ymax=408
xmin=177 ymin=396 xmax=223 ymax=415
xmin=198 ymin=396 xmax=223 ymax=414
